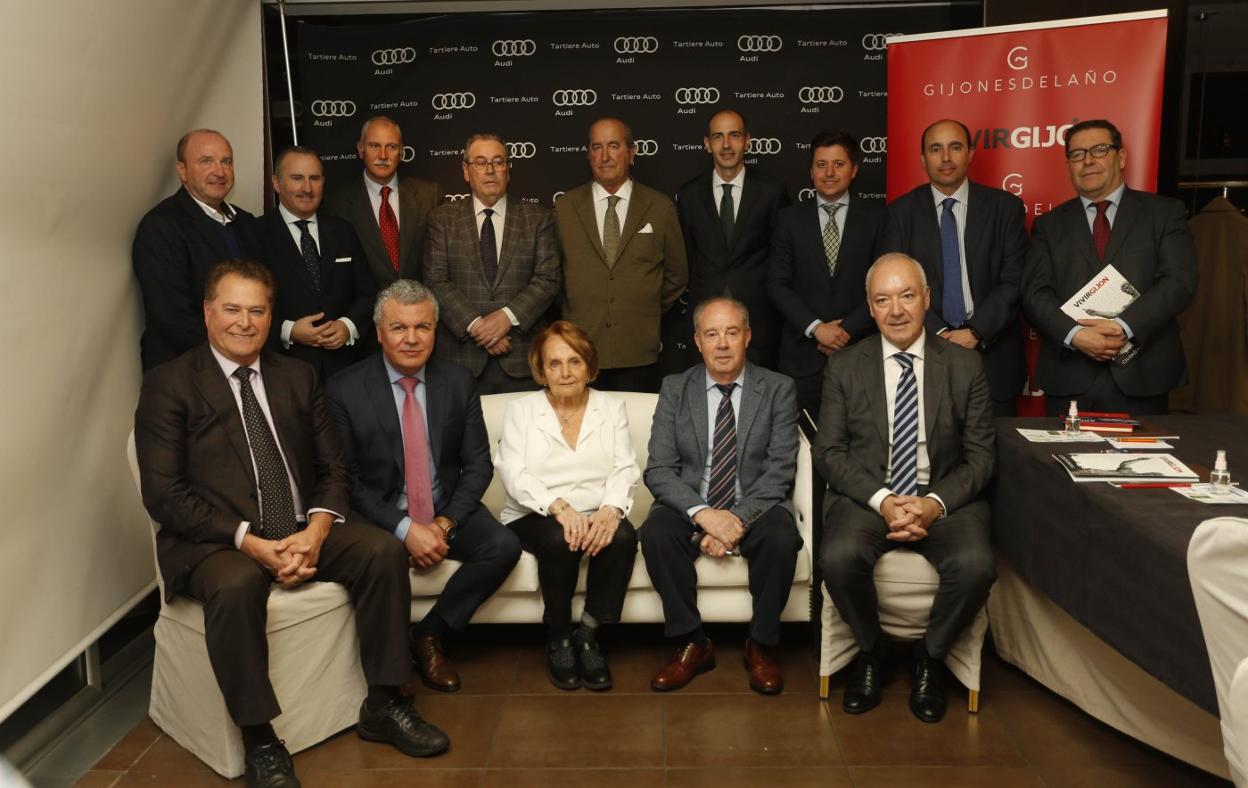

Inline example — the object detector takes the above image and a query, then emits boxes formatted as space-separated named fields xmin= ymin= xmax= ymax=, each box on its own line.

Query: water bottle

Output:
xmin=1210 ymin=450 xmax=1231 ymax=493
xmin=1063 ymin=400 xmax=1082 ymax=436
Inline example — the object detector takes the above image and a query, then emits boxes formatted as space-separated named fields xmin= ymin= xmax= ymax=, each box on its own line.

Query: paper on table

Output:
xmin=1054 ymin=452 xmax=1199 ymax=482
xmin=1172 ymin=484 xmax=1248 ymax=505
xmin=1106 ymin=437 xmax=1173 ymax=449
xmin=1017 ymin=428 xmax=1106 ymax=444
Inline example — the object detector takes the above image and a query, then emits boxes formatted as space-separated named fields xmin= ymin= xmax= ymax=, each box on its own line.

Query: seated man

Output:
xmin=134 ymin=261 xmax=447 ymax=788
xmin=814 ymin=253 xmax=996 ymax=724
xmin=640 ymin=297 xmax=801 ymax=694
xmin=328 ymin=280 xmax=521 ymax=693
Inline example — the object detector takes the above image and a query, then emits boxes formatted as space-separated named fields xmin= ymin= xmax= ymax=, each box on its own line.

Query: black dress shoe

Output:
xmin=573 ymin=628 xmax=612 ymax=691
xmin=842 ymin=650 xmax=884 ymax=714
xmin=908 ymin=641 xmax=948 ymax=724
xmin=547 ymin=637 xmax=581 ymax=690
xmin=243 ymin=740 xmax=300 ymax=788
xmin=357 ymin=697 xmax=450 ymax=757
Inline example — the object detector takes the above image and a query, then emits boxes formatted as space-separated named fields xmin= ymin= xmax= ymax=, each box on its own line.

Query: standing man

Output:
xmin=879 ymin=119 xmax=1029 ymax=416
xmin=260 ymin=146 xmax=376 ymax=379
xmin=327 ymin=280 xmax=521 ymax=693
xmin=1023 ymin=119 xmax=1198 ymax=414
xmin=815 ymin=253 xmax=996 ymax=724
xmin=768 ymin=130 xmax=884 ymax=420
xmin=133 ymin=129 xmax=262 ymax=371
xmin=554 ymin=116 xmax=688 ymax=393
xmin=423 ymin=133 xmax=561 ymax=393
xmin=676 ymin=109 xmax=790 ymax=369
xmin=324 ymin=116 xmax=441 ymax=288
xmin=641 ymin=298 xmax=801 ymax=694
xmin=135 ymin=261 xmax=448 ymax=787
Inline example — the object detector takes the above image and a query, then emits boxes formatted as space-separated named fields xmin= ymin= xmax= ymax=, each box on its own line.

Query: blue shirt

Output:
xmin=384 ymin=357 xmax=444 ymax=541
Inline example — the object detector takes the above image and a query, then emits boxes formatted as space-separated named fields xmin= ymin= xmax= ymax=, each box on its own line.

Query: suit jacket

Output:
xmin=644 ymin=362 xmax=798 ymax=524
xmin=767 ymin=198 xmax=884 ymax=379
xmin=676 ymin=168 xmax=790 ymax=366
xmin=423 ymin=197 xmax=561 ymax=377
xmin=1022 ymin=188 xmax=1198 ymax=398
xmin=554 ymin=180 xmax=688 ymax=369
xmin=326 ymin=355 xmax=492 ymax=532
xmin=258 ymin=210 xmax=377 ymax=379
xmin=324 ymin=174 xmax=441 ymax=287
xmin=132 ymin=187 xmax=262 ymax=371
xmin=812 ymin=334 xmax=995 ymax=515
xmin=879 ymin=181 xmax=1028 ymax=401
xmin=134 ymin=345 xmax=350 ymax=600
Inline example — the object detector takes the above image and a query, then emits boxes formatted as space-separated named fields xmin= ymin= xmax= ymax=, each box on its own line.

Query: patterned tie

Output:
xmin=890 ymin=352 xmax=919 ymax=497
xmin=940 ymin=197 xmax=967 ymax=328
xmin=1092 ymin=200 xmax=1112 ymax=261
xmin=293 ymin=219 xmax=322 ymax=291
xmin=719 ymin=183 xmax=735 ymax=246
xmin=821 ymin=202 xmax=842 ymax=277
xmin=232 ymin=367 xmax=298 ymax=540
xmin=397 ymin=376 xmax=435 ymax=524
xmin=603 ymin=194 xmax=622 ymax=267
xmin=479 ymin=207 xmax=498 ymax=285
xmin=378 ymin=185 xmax=400 ymax=272
xmin=707 ymin=383 xmax=738 ymax=510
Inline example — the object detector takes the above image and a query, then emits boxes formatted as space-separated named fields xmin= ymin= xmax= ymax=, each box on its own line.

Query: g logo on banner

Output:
xmin=492 ymin=40 xmax=536 ymax=57
xmin=747 ymin=138 xmax=782 ymax=155
xmin=371 ymin=47 xmax=416 ymax=66
xmin=1007 ymin=46 xmax=1029 ymax=71
xmin=507 ymin=141 xmax=537 ymax=159
xmin=675 ymin=87 xmax=720 ymax=105
xmin=431 ymin=92 xmax=476 ymax=110
xmin=634 ymin=139 xmax=658 ymax=156
xmin=402 ymin=146 xmax=416 ymax=163
xmin=1002 ymin=173 xmax=1024 ymax=195
xmin=737 ymin=35 xmax=782 ymax=53
xmin=552 ymin=89 xmax=598 ymax=107
xmin=861 ymin=33 xmax=898 ymax=51
xmin=310 ymin=100 xmax=356 ymax=117
xmin=798 ymin=86 xmax=844 ymax=104
xmin=860 ymin=136 xmax=887 ymax=154
xmin=446 ymin=193 xmax=471 ymax=202
xmin=798 ymin=188 xmax=816 ymax=202
xmin=614 ymin=36 xmax=659 ymax=54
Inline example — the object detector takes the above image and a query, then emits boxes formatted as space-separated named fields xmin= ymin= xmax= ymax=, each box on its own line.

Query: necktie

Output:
xmin=397 ymin=376 xmax=435 ymax=525
xmin=707 ymin=383 xmax=738 ymax=511
xmin=232 ymin=367 xmax=298 ymax=540
xmin=939 ymin=197 xmax=967 ymax=328
xmin=821 ymin=202 xmax=842 ymax=277
xmin=479 ymin=207 xmax=498 ymax=285
xmin=603 ymin=194 xmax=622 ymax=267
xmin=1092 ymin=200 xmax=1112 ymax=261
xmin=719 ymin=183 xmax=735 ymax=246
xmin=890 ymin=353 xmax=919 ymax=497
xmin=293 ymin=219 xmax=322 ymax=291
xmin=378 ymin=185 xmax=400 ymax=272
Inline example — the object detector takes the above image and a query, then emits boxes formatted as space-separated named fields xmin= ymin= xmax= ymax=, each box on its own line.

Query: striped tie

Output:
xmin=706 ymin=383 xmax=738 ymax=510
xmin=890 ymin=352 xmax=919 ymax=496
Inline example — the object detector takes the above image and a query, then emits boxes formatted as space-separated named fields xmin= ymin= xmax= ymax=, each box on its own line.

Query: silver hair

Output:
xmin=864 ymin=252 xmax=928 ymax=293
xmin=462 ymin=133 xmax=507 ymax=162
xmin=373 ymin=279 xmax=439 ymax=324
xmin=692 ymin=296 xmax=751 ymax=332
xmin=359 ymin=115 xmax=402 ymax=142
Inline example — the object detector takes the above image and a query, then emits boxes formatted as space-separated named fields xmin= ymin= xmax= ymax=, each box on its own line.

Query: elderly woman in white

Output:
xmin=495 ymin=320 xmax=641 ymax=691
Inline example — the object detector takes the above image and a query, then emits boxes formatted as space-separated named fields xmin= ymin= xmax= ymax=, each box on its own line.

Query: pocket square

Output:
xmin=333 ymin=256 xmax=352 ymax=263
xmin=639 ymin=223 xmax=654 ymax=234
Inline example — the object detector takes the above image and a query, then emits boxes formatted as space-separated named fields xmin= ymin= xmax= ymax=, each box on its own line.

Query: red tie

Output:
xmin=1092 ymin=200 xmax=1111 ymax=261
xmin=379 ymin=185 xmax=401 ymax=272
xmin=397 ymin=376 xmax=434 ymax=524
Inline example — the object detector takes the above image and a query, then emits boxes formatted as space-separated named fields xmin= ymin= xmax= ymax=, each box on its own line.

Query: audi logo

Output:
xmin=552 ymin=89 xmax=598 ymax=107
xmin=445 ymin=193 xmax=471 ymax=202
xmin=634 ymin=139 xmax=658 ymax=156
xmin=737 ymin=35 xmax=782 ymax=53
xmin=675 ymin=87 xmax=720 ymax=105
xmin=552 ymin=191 xmax=566 ymax=203
xmin=507 ymin=141 xmax=536 ymax=159
xmin=492 ymin=39 xmax=536 ymax=57
xmin=310 ymin=100 xmax=356 ymax=118
xmin=859 ymin=136 xmax=887 ymax=154
xmin=371 ymin=47 xmax=416 ymax=66
xmin=746 ymin=138 xmax=782 ymax=155
xmin=430 ymin=92 xmax=476 ymax=111
xmin=798 ymin=188 xmax=816 ymax=202
xmin=798 ymin=86 xmax=844 ymax=104
xmin=614 ymin=36 xmax=659 ymax=54
xmin=402 ymin=146 xmax=415 ymax=163
xmin=861 ymin=33 xmax=899 ymax=51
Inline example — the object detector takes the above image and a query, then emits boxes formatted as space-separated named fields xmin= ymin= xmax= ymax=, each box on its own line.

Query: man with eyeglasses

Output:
xmin=423 ymin=133 xmax=561 ymax=393
xmin=1023 ymin=118 xmax=1197 ymax=415
xmin=325 ymin=115 xmax=442 ymax=288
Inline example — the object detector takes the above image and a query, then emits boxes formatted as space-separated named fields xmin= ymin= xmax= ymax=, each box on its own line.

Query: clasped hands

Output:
xmin=1071 ymin=318 xmax=1126 ymax=362
xmin=469 ymin=309 xmax=513 ymax=356
xmin=291 ymin=312 xmax=351 ymax=350
xmin=813 ymin=320 xmax=850 ymax=356
xmin=554 ymin=500 xmax=622 ymax=556
xmin=880 ymin=495 xmax=942 ymax=542
xmin=693 ymin=507 xmax=745 ymax=558
xmin=405 ymin=516 xmax=457 ymax=568
xmin=241 ymin=512 xmax=334 ymax=587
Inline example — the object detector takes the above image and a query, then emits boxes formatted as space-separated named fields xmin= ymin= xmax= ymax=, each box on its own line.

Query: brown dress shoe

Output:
xmin=744 ymin=638 xmax=784 ymax=695
xmin=651 ymin=640 xmax=716 ymax=691
xmin=411 ymin=633 xmax=461 ymax=692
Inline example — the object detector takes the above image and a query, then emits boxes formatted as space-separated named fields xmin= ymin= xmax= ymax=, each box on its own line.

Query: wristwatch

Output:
xmin=434 ymin=516 xmax=457 ymax=540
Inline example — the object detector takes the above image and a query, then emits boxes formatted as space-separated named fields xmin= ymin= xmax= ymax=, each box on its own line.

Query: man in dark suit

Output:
xmin=133 ymin=129 xmax=262 ymax=371
xmin=879 ymin=119 xmax=1029 ymax=416
xmin=323 ymin=116 xmax=441 ymax=288
xmin=676 ymin=109 xmax=790 ymax=369
xmin=554 ymin=116 xmax=688 ymax=393
xmin=641 ymin=297 xmax=801 ymax=694
xmin=259 ymin=146 xmax=376 ymax=380
xmin=327 ymin=280 xmax=521 ymax=693
xmin=423 ymin=133 xmax=561 ymax=393
xmin=768 ymin=130 xmax=884 ymax=420
xmin=134 ymin=261 xmax=448 ymax=788
xmin=1023 ymin=118 xmax=1198 ymax=415
xmin=815 ymin=253 xmax=996 ymax=724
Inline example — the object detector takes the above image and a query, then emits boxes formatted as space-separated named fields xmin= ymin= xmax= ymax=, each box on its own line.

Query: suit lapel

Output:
xmin=963 ymin=184 xmax=989 ymax=292
xmin=731 ymin=171 xmax=762 ymax=256
xmin=191 ymin=346 xmax=257 ymax=489
xmin=365 ymin=355 xmax=405 ymax=474
xmin=617 ymin=186 xmax=648 ymax=255
xmin=1103 ymin=188 xmax=1140 ymax=267
xmin=736 ymin=363 xmax=764 ymax=447
xmin=258 ymin=357 xmax=309 ymax=494
xmin=863 ymin=337 xmax=889 ymax=447
xmin=1063 ymin=199 xmax=1101 ymax=275
xmin=687 ymin=370 xmax=709 ymax=463
xmin=579 ymin=392 xmax=607 ymax=443
xmin=349 ymin=179 xmax=391 ymax=280
xmin=454 ymin=199 xmax=491 ymax=288
xmin=424 ymin=361 xmax=446 ymax=466
xmin=922 ymin=338 xmax=946 ymax=446
xmin=697 ymin=174 xmax=727 ymax=255
xmin=496 ymin=202 xmax=524 ymax=287
xmin=572 ymin=188 xmax=606 ymax=263
xmin=398 ymin=180 xmax=417 ymax=265
xmin=272 ymin=213 xmax=322 ymax=293
xmin=914 ymin=188 xmax=943 ymax=294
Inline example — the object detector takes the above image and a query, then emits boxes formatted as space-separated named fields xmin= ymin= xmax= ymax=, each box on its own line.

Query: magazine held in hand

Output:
xmin=1061 ymin=263 xmax=1141 ymax=366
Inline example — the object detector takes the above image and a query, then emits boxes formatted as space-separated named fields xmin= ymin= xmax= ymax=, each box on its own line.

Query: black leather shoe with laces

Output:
xmin=547 ymin=636 xmax=582 ymax=690
xmin=243 ymin=740 xmax=300 ymax=788
xmin=357 ymin=697 xmax=451 ymax=757
xmin=573 ymin=628 xmax=613 ymax=690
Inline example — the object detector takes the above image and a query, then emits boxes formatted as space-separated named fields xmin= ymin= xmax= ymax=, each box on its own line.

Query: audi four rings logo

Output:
xmin=798 ymin=188 xmax=816 ymax=202
xmin=675 ymin=87 xmax=720 ymax=104
xmin=431 ymin=92 xmax=476 ymax=110
xmin=737 ymin=35 xmax=782 ymax=53
xmin=552 ymin=89 xmax=597 ymax=106
xmin=310 ymin=100 xmax=356 ymax=117
xmin=798 ymin=86 xmax=844 ymax=104
xmin=860 ymin=137 xmax=887 ymax=154
xmin=747 ymin=138 xmax=782 ymax=155
xmin=552 ymin=191 xmax=566 ymax=202
xmin=492 ymin=39 xmax=536 ymax=57
xmin=371 ymin=47 xmax=416 ymax=65
xmin=634 ymin=139 xmax=658 ymax=156
xmin=402 ymin=146 xmax=415 ymax=163
xmin=614 ymin=36 xmax=659 ymax=54
xmin=507 ymin=141 xmax=536 ymax=159
xmin=861 ymin=33 xmax=898 ymax=51
xmin=446 ymin=193 xmax=471 ymax=202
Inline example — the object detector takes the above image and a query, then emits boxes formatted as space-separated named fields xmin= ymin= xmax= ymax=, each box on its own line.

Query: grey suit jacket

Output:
xmin=324 ymin=173 xmax=441 ymax=287
xmin=644 ymin=362 xmax=798 ymax=524
xmin=423 ymin=197 xmax=561 ymax=377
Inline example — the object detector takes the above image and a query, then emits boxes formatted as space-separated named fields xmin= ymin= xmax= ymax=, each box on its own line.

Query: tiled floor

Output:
xmin=72 ymin=625 xmax=1229 ymax=787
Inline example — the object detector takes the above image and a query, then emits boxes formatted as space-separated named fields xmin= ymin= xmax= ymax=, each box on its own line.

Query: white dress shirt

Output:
xmin=275 ymin=203 xmax=359 ymax=348
xmin=363 ymin=172 xmax=400 ymax=229
xmin=930 ymin=180 xmax=975 ymax=321
xmin=805 ymin=192 xmax=853 ymax=338
xmin=687 ymin=369 xmax=746 ymax=518
xmin=711 ymin=168 xmax=745 ymax=222
xmin=189 ymin=193 xmax=238 ymax=226
xmin=591 ymin=179 xmax=633 ymax=244
xmin=464 ymin=195 xmax=519 ymax=332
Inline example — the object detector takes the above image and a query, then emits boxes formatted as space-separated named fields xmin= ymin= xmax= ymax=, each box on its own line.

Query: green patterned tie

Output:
xmin=822 ymin=202 xmax=842 ymax=277
xmin=603 ymin=194 xmax=622 ymax=267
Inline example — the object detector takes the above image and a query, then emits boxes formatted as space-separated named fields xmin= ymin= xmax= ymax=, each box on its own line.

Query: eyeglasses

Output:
xmin=465 ymin=158 xmax=507 ymax=171
xmin=1066 ymin=143 xmax=1118 ymax=163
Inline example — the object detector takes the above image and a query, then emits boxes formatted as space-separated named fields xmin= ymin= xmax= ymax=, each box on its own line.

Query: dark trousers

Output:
xmin=819 ymin=495 xmax=996 ymax=659
xmin=476 ymin=356 xmax=540 ymax=396
xmin=185 ymin=519 xmax=411 ymax=727
xmin=794 ymin=371 xmax=824 ymax=425
xmin=1044 ymin=366 xmax=1168 ymax=416
xmin=639 ymin=504 xmax=801 ymax=646
xmin=594 ymin=364 xmax=662 ymax=394
xmin=508 ymin=513 xmax=638 ymax=628
xmin=430 ymin=504 xmax=522 ymax=630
